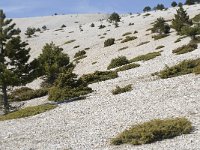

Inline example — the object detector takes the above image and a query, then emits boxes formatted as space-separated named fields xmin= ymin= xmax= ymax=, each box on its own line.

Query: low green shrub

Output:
xmin=64 ymin=40 xmax=76 ymax=45
xmin=48 ymin=71 xmax=92 ymax=102
xmin=81 ymin=71 xmax=118 ymax=84
xmin=121 ymin=36 xmax=137 ymax=43
xmin=99 ymin=25 xmax=106 ymax=29
xmin=73 ymin=55 xmax=87 ymax=63
xmin=111 ymin=118 xmax=192 ymax=145
xmin=156 ymin=45 xmax=165 ymax=49
xmin=0 ymin=104 xmax=57 ymax=121
xmin=152 ymin=34 xmax=168 ymax=40
xmin=104 ymin=38 xmax=115 ymax=47
xmin=107 ymin=56 xmax=129 ymax=69
xmin=74 ymin=50 xmax=86 ymax=58
xmin=158 ymin=59 xmax=200 ymax=79
xmin=115 ymin=63 xmax=140 ymax=72
xmin=122 ymin=32 xmax=132 ymax=36
xmin=73 ymin=45 xmax=80 ymax=49
xmin=172 ymin=43 xmax=197 ymax=55
xmin=130 ymin=51 xmax=161 ymax=62
xmin=112 ymin=84 xmax=132 ymax=95
xmin=137 ymin=41 xmax=150 ymax=46
xmin=192 ymin=13 xmax=200 ymax=22
xmin=118 ymin=46 xmax=128 ymax=51
xmin=8 ymin=88 xmax=48 ymax=102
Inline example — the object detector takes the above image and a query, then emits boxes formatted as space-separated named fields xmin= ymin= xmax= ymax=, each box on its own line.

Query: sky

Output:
xmin=0 ymin=0 xmax=186 ymax=18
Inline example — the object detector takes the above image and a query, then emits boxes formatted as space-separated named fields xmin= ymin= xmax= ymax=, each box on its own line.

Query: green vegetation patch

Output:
xmin=112 ymin=84 xmax=132 ymax=95
xmin=107 ymin=56 xmax=129 ymax=70
xmin=81 ymin=71 xmax=118 ymax=84
xmin=8 ymin=87 xmax=48 ymax=102
xmin=0 ymin=104 xmax=57 ymax=121
xmin=121 ymin=36 xmax=137 ymax=43
xmin=158 ymin=58 xmax=200 ymax=79
xmin=111 ymin=117 xmax=192 ymax=145
xmin=130 ymin=51 xmax=161 ymax=62
xmin=172 ymin=43 xmax=197 ymax=55
xmin=192 ymin=14 xmax=200 ymax=22
xmin=152 ymin=34 xmax=168 ymax=40
xmin=156 ymin=45 xmax=165 ymax=50
xmin=64 ymin=40 xmax=76 ymax=45
xmin=115 ymin=63 xmax=140 ymax=72
xmin=122 ymin=32 xmax=132 ymax=36
xmin=104 ymin=38 xmax=115 ymax=47
xmin=118 ymin=46 xmax=128 ymax=51
xmin=74 ymin=50 xmax=86 ymax=58
xmin=137 ymin=41 xmax=150 ymax=47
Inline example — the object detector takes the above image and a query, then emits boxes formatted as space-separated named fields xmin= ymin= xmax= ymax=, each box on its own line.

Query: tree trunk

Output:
xmin=2 ymin=84 xmax=9 ymax=113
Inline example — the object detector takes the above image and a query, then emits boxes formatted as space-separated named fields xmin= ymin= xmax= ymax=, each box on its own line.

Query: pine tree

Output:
xmin=152 ymin=18 xmax=170 ymax=34
xmin=109 ymin=12 xmax=121 ymax=23
xmin=38 ymin=42 xmax=71 ymax=85
xmin=0 ymin=10 xmax=35 ymax=112
xmin=143 ymin=6 xmax=151 ymax=12
xmin=172 ymin=6 xmax=192 ymax=34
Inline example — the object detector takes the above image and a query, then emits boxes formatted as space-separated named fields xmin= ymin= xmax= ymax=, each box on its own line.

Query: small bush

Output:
xmin=73 ymin=45 xmax=80 ymax=49
xmin=104 ymin=38 xmax=115 ymax=47
xmin=61 ymin=24 xmax=66 ymax=28
xmin=130 ymin=51 xmax=161 ymax=62
xmin=118 ymin=46 xmax=128 ymax=51
xmin=64 ymin=40 xmax=76 ymax=45
xmin=84 ymin=47 xmax=90 ymax=50
xmin=152 ymin=34 xmax=168 ymax=40
xmin=90 ymin=23 xmax=95 ymax=27
xmin=81 ymin=71 xmax=118 ymax=84
xmin=174 ymin=39 xmax=181 ymax=43
xmin=122 ymin=32 xmax=132 ymax=36
xmin=115 ymin=63 xmax=140 ymax=72
xmin=25 ymin=27 xmax=36 ymax=38
xmin=156 ymin=45 xmax=165 ymax=49
xmin=42 ymin=25 xmax=47 ymax=30
xmin=0 ymin=104 xmax=57 ymax=121
xmin=137 ymin=41 xmax=150 ymax=46
xmin=172 ymin=43 xmax=197 ymax=55
xmin=109 ymin=12 xmax=121 ymax=22
xmin=129 ymin=23 xmax=134 ymax=26
xmin=99 ymin=25 xmax=106 ymax=29
xmin=143 ymin=13 xmax=151 ymax=17
xmin=111 ymin=117 xmax=192 ymax=145
xmin=112 ymin=84 xmax=132 ymax=95
xmin=73 ymin=55 xmax=87 ymax=63
xmin=121 ymin=36 xmax=137 ymax=43
xmin=158 ymin=59 xmax=200 ymax=79
xmin=8 ymin=88 xmax=48 ymax=102
xmin=74 ymin=50 xmax=86 ymax=58
xmin=193 ymin=14 xmax=200 ymax=22
xmin=107 ymin=56 xmax=129 ymax=70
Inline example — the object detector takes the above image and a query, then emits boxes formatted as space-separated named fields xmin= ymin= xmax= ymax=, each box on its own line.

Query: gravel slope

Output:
xmin=1 ymin=4 xmax=200 ymax=150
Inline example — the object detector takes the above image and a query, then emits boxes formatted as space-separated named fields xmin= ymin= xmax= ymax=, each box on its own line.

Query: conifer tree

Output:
xmin=0 ymin=10 xmax=35 ymax=112
xmin=172 ymin=6 xmax=192 ymax=34
xmin=38 ymin=42 xmax=71 ymax=85
xmin=152 ymin=18 xmax=170 ymax=34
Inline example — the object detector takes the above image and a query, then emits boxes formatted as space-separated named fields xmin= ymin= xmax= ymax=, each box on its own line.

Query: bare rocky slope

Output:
xmin=0 ymin=5 xmax=200 ymax=150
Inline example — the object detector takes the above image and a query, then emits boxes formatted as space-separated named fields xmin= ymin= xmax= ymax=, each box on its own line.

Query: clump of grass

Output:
xmin=73 ymin=55 xmax=87 ymax=63
xmin=174 ymin=36 xmax=187 ymax=43
xmin=0 ymin=104 xmax=57 ymax=121
xmin=112 ymin=84 xmax=132 ymax=95
xmin=121 ymin=36 xmax=137 ymax=43
xmin=115 ymin=63 xmax=140 ymax=72
xmin=156 ymin=45 xmax=165 ymax=49
xmin=174 ymin=39 xmax=181 ymax=43
xmin=122 ymin=32 xmax=132 ymax=36
xmin=73 ymin=45 xmax=80 ymax=49
xmin=143 ymin=13 xmax=151 ymax=17
xmin=107 ymin=56 xmax=129 ymax=70
xmin=192 ymin=13 xmax=200 ymax=22
xmin=74 ymin=50 xmax=86 ymax=58
xmin=92 ymin=61 xmax=97 ymax=65
xmin=130 ymin=51 xmax=161 ymax=62
xmin=8 ymin=87 xmax=48 ymax=102
xmin=137 ymin=41 xmax=150 ymax=46
xmin=100 ymin=36 xmax=105 ymax=39
xmin=81 ymin=71 xmax=118 ymax=84
xmin=172 ymin=43 xmax=197 ymax=55
xmin=64 ymin=39 xmax=76 ymax=45
xmin=111 ymin=117 xmax=192 ymax=145
xmin=158 ymin=59 xmax=200 ymax=79
xmin=84 ymin=47 xmax=90 ymax=50
xmin=152 ymin=34 xmax=168 ymax=40
xmin=118 ymin=46 xmax=128 ymax=51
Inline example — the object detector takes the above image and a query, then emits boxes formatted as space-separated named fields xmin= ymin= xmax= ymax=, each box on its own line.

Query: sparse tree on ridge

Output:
xmin=143 ymin=6 xmax=151 ymax=12
xmin=171 ymin=1 xmax=178 ymax=7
